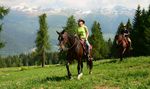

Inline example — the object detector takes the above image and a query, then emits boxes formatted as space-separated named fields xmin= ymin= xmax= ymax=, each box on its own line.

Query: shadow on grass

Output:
xmin=96 ymin=59 xmax=118 ymax=65
xmin=42 ymin=76 xmax=68 ymax=82
xmin=102 ymin=59 xmax=118 ymax=64
xmin=93 ymin=60 xmax=118 ymax=67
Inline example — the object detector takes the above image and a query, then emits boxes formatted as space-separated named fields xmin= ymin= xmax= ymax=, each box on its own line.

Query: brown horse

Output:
xmin=56 ymin=30 xmax=93 ymax=79
xmin=115 ymin=34 xmax=130 ymax=61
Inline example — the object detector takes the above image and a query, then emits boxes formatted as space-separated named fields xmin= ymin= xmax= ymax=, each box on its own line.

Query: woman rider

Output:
xmin=77 ymin=19 xmax=91 ymax=57
xmin=121 ymin=24 xmax=132 ymax=50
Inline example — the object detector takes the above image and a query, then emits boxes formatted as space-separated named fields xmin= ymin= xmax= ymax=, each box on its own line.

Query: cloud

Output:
xmin=0 ymin=0 xmax=149 ymax=12
xmin=58 ymin=0 xmax=149 ymax=10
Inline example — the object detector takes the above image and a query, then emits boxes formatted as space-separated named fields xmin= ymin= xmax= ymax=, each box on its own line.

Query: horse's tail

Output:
xmin=86 ymin=49 xmax=93 ymax=71
xmin=86 ymin=57 xmax=93 ymax=74
xmin=87 ymin=58 xmax=93 ymax=70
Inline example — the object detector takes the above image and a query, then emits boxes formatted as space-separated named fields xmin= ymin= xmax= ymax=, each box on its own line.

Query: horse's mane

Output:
xmin=61 ymin=30 xmax=78 ymax=40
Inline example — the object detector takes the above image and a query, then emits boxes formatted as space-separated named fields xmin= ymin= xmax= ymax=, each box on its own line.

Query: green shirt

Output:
xmin=77 ymin=26 xmax=87 ymax=39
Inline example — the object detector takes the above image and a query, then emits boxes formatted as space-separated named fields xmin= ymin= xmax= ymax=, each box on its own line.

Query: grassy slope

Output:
xmin=0 ymin=57 xmax=150 ymax=89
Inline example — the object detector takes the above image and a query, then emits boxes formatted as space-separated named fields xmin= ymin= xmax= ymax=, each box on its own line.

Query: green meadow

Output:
xmin=0 ymin=57 xmax=150 ymax=89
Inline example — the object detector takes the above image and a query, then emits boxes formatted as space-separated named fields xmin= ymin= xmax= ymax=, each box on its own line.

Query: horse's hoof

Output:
xmin=70 ymin=77 xmax=73 ymax=80
xmin=89 ymin=71 xmax=92 ymax=74
xmin=68 ymin=76 xmax=73 ymax=80
xmin=77 ymin=73 xmax=83 ymax=80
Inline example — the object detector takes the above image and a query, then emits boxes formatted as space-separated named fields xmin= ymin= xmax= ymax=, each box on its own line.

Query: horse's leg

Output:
xmin=66 ymin=61 xmax=72 ymax=79
xmin=77 ymin=60 xmax=81 ymax=75
xmin=89 ymin=59 xmax=93 ymax=74
xmin=77 ymin=59 xmax=83 ymax=80
xmin=120 ymin=53 xmax=123 ymax=61
xmin=120 ymin=48 xmax=126 ymax=61
xmin=87 ymin=57 xmax=93 ymax=74
xmin=87 ymin=50 xmax=93 ymax=74
xmin=81 ymin=60 xmax=83 ymax=73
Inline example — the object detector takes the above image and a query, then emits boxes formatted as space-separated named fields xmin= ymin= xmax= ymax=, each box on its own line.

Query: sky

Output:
xmin=0 ymin=0 xmax=150 ymax=12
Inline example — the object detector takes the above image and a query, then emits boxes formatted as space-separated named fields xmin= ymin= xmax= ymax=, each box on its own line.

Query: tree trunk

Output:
xmin=42 ymin=50 xmax=45 ymax=67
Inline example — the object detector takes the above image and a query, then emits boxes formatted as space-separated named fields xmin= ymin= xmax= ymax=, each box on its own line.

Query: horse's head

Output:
xmin=56 ymin=30 xmax=68 ymax=51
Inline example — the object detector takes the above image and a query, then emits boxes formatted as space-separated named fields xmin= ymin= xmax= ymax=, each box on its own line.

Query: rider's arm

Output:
xmin=84 ymin=26 xmax=89 ymax=39
xmin=75 ymin=28 xmax=78 ymax=36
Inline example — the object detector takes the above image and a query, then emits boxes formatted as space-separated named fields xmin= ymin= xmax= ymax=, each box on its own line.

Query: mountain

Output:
xmin=0 ymin=6 xmax=135 ymax=56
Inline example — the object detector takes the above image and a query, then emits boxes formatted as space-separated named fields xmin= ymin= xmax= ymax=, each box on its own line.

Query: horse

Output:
xmin=56 ymin=30 xmax=93 ymax=79
xmin=115 ymin=34 xmax=130 ymax=61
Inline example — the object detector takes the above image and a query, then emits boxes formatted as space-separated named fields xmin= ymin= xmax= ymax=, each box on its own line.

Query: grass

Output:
xmin=0 ymin=56 xmax=150 ymax=89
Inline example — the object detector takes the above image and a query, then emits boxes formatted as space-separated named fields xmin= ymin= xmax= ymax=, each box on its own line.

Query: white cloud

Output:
xmin=0 ymin=0 xmax=149 ymax=12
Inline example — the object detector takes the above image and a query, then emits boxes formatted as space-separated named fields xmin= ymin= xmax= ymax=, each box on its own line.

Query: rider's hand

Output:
xmin=74 ymin=34 xmax=77 ymax=37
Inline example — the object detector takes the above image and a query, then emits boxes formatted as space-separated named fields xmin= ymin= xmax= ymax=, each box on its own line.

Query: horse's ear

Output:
xmin=56 ymin=31 xmax=60 ymax=35
xmin=61 ymin=30 xmax=65 ymax=34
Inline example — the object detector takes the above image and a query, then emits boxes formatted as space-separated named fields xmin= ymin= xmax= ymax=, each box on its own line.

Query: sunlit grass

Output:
xmin=0 ymin=56 xmax=150 ymax=89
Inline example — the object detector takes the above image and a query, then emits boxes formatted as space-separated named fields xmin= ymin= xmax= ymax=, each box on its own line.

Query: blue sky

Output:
xmin=1 ymin=0 xmax=149 ymax=11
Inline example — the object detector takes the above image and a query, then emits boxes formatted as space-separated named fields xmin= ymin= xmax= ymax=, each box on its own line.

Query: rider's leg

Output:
xmin=85 ymin=40 xmax=90 ymax=57
xmin=127 ymin=37 xmax=133 ymax=49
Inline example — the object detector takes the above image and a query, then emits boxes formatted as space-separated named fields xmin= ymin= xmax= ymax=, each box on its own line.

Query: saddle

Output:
xmin=79 ymin=40 xmax=92 ymax=55
xmin=123 ymin=36 xmax=129 ymax=45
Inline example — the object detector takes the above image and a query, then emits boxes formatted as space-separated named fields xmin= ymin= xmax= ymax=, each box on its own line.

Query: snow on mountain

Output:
xmin=11 ymin=4 xmax=135 ymax=16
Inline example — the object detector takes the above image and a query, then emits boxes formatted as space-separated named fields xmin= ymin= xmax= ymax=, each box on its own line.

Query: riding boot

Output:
xmin=128 ymin=40 xmax=133 ymax=50
xmin=129 ymin=42 xmax=133 ymax=50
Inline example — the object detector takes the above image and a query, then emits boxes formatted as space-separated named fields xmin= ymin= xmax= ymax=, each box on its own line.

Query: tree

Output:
xmin=107 ymin=38 xmax=113 ymax=58
xmin=143 ymin=5 xmax=150 ymax=55
xmin=130 ymin=4 xmax=150 ymax=56
xmin=111 ymin=22 xmax=124 ymax=57
xmin=35 ymin=13 xmax=50 ymax=67
xmin=116 ymin=22 xmax=124 ymax=35
xmin=0 ymin=6 xmax=9 ymax=49
xmin=130 ymin=5 xmax=142 ymax=56
xmin=58 ymin=15 xmax=78 ymax=62
xmin=89 ymin=21 xmax=108 ymax=59
xmin=126 ymin=19 xmax=132 ymax=32
xmin=63 ymin=15 xmax=78 ymax=35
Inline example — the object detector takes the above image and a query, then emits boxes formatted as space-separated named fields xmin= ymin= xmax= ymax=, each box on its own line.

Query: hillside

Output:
xmin=0 ymin=56 xmax=150 ymax=89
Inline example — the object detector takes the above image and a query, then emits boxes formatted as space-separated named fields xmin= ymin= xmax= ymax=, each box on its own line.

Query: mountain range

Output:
xmin=0 ymin=6 xmax=135 ymax=56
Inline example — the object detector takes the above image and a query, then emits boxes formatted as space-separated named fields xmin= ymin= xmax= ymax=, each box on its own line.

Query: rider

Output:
xmin=76 ymin=19 xmax=91 ymax=57
xmin=121 ymin=24 xmax=133 ymax=50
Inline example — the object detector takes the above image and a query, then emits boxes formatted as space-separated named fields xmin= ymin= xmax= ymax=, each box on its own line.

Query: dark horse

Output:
xmin=115 ymin=34 xmax=130 ymax=61
xmin=56 ymin=30 xmax=93 ymax=79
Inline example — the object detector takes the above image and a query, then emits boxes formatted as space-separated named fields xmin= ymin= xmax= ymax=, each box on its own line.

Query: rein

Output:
xmin=68 ymin=36 xmax=78 ymax=50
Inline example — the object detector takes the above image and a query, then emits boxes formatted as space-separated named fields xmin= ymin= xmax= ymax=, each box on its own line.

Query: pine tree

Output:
xmin=116 ymin=22 xmax=124 ymax=35
xmin=111 ymin=22 xmax=124 ymax=57
xmin=126 ymin=19 xmax=132 ymax=32
xmin=58 ymin=15 xmax=77 ymax=62
xmin=130 ymin=5 xmax=142 ymax=56
xmin=144 ymin=27 xmax=150 ymax=55
xmin=143 ymin=5 xmax=150 ymax=55
xmin=148 ymin=5 xmax=150 ymax=15
xmin=107 ymin=38 xmax=112 ymax=48
xmin=89 ymin=21 xmax=108 ymax=59
xmin=35 ymin=13 xmax=50 ymax=67
xmin=107 ymin=38 xmax=113 ymax=58
xmin=63 ymin=15 xmax=78 ymax=35
xmin=0 ymin=6 xmax=9 ymax=49
xmin=131 ymin=4 xmax=150 ymax=56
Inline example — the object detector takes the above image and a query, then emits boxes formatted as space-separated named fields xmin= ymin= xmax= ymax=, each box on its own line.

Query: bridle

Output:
xmin=59 ymin=34 xmax=78 ymax=51
xmin=67 ymin=36 xmax=78 ymax=50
